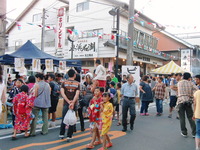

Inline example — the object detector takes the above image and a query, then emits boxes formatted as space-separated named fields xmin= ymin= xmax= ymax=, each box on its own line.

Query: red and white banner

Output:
xmin=56 ymin=7 xmax=65 ymax=49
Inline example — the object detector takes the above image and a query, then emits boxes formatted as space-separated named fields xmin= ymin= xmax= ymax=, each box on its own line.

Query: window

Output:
xmin=138 ymin=32 xmax=145 ymax=49
xmin=15 ymin=40 xmax=22 ymax=50
xmin=76 ymin=2 xmax=89 ymax=12
xmin=32 ymin=13 xmax=42 ymax=22
xmin=81 ymin=28 xmax=103 ymax=38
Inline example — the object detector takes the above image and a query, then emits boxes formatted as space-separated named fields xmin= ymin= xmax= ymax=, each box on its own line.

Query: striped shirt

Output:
xmin=177 ymin=80 xmax=198 ymax=105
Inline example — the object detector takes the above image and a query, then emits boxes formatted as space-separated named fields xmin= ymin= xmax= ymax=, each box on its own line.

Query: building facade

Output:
xmin=6 ymin=0 xmax=170 ymax=75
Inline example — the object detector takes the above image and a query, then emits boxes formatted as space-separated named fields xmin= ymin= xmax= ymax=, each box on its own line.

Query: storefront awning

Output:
xmin=151 ymin=60 xmax=186 ymax=74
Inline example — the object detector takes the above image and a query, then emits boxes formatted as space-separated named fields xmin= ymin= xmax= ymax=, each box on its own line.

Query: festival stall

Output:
xmin=0 ymin=40 xmax=81 ymax=127
xmin=151 ymin=60 xmax=187 ymax=74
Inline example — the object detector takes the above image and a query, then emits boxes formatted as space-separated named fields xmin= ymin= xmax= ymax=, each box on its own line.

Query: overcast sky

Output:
xmin=6 ymin=0 xmax=200 ymax=34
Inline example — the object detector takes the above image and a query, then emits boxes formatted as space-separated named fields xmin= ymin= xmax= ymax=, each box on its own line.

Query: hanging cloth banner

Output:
xmin=45 ymin=59 xmax=54 ymax=72
xmin=59 ymin=60 xmax=66 ymax=73
xmin=14 ymin=58 xmax=25 ymax=72
xmin=32 ymin=59 xmax=41 ymax=72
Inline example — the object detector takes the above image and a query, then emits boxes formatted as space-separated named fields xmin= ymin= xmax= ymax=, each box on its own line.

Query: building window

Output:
xmin=81 ymin=28 xmax=103 ymax=39
xmin=15 ymin=40 xmax=22 ymax=50
xmin=32 ymin=13 xmax=42 ymax=22
xmin=138 ymin=32 xmax=145 ymax=49
xmin=76 ymin=2 xmax=89 ymax=12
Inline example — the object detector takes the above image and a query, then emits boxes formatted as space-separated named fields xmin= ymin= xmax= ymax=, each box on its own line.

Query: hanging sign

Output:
xmin=181 ymin=49 xmax=191 ymax=72
xmin=59 ymin=60 xmax=66 ymax=73
xmin=122 ymin=66 xmax=140 ymax=97
xmin=45 ymin=59 xmax=53 ymax=72
xmin=14 ymin=58 xmax=25 ymax=72
xmin=32 ymin=59 xmax=41 ymax=72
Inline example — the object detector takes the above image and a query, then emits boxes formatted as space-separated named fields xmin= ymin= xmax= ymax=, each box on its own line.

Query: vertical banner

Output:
xmin=108 ymin=62 xmax=113 ymax=72
xmin=59 ymin=60 xmax=66 ymax=73
xmin=181 ymin=49 xmax=191 ymax=72
xmin=14 ymin=58 xmax=25 ymax=72
xmin=122 ymin=66 xmax=140 ymax=97
xmin=32 ymin=59 xmax=41 ymax=72
xmin=45 ymin=59 xmax=53 ymax=72
xmin=55 ymin=7 xmax=65 ymax=57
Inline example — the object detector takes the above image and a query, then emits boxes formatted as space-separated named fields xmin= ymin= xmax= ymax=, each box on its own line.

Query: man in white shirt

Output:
xmin=93 ymin=59 xmax=106 ymax=88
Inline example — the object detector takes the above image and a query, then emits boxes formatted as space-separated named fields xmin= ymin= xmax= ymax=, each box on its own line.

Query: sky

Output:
xmin=6 ymin=0 xmax=200 ymax=34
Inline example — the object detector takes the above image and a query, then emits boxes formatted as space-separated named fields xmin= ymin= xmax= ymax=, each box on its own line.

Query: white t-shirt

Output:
xmin=170 ymin=78 xmax=177 ymax=96
xmin=94 ymin=65 xmax=106 ymax=80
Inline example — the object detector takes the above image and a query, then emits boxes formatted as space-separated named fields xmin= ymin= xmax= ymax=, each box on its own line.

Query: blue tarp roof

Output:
xmin=0 ymin=40 xmax=81 ymax=67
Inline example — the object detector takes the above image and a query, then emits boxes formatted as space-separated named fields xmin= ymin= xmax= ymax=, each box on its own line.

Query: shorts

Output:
xmin=115 ymin=104 xmax=119 ymax=112
xmin=169 ymin=96 xmax=177 ymax=108
xmin=97 ymin=80 xmax=106 ymax=88
xmin=196 ymin=119 xmax=200 ymax=139
xmin=49 ymin=98 xmax=59 ymax=113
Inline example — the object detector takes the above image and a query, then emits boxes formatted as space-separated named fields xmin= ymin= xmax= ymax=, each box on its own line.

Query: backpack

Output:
xmin=52 ymin=81 xmax=60 ymax=97
xmin=113 ymin=92 xmax=118 ymax=106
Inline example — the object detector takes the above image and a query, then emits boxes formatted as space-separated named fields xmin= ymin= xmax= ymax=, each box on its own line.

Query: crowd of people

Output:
xmin=1 ymin=60 xmax=200 ymax=150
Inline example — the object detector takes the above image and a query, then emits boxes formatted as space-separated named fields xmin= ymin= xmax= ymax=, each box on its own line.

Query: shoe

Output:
xmin=67 ymin=137 xmax=73 ymax=142
xmin=86 ymin=144 xmax=94 ymax=149
xmin=140 ymin=113 xmax=145 ymax=116
xmin=130 ymin=125 xmax=134 ymax=130
xmin=94 ymin=141 xmax=102 ymax=146
xmin=81 ymin=127 xmax=85 ymax=132
xmin=59 ymin=135 xmax=64 ymax=139
xmin=122 ymin=127 xmax=127 ymax=132
xmin=168 ymin=114 xmax=172 ymax=118
xmin=193 ymin=135 xmax=195 ymax=138
xmin=181 ymin=132 xmax=188 ymax=138
xmin=176 ymin=116 xmax=179 ymax=120
xmin=41 ymin=132 xmax=48 ymax=135
xmin=11 ymin=136 xmax=17 ymax=140
xmin=106 ymin=142 xmax=113 ymax=148
xmin=145 ymin=113 xmax=149 ymax=116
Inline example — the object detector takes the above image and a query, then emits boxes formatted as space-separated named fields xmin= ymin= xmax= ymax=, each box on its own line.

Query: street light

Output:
xmin=109 ymin=7 xmax=120 ymax=78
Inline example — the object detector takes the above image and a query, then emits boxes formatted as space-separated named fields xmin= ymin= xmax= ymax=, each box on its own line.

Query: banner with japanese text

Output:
xmin=32 ymin=59 xmax=41 ymax=72
xmin=45 ymin=59 xmax=53 ymax=72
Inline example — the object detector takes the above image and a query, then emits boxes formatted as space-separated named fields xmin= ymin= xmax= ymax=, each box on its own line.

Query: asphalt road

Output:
xmin=0 ymin=103 xmax=195 ymax=150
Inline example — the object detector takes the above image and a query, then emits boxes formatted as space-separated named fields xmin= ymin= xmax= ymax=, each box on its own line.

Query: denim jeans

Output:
xmin=177 ymin=103 xmax=196 ymax=136
xmin=140 ymin=101 xmax=150 ymax=113
xmin=122 ymin=98 xmax=136 ymax=128
xmin=156 ymin=99 xmax=163 ymax=113
xmin=60 ymin=104 xmax=75 ymax=138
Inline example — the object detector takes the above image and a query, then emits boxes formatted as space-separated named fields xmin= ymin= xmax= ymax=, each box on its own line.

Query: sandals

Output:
xmin=117 ymin=122 xmax=121 ymax=126
xmin=11 ymin=136 xmax=17 ymax=140
xmin=24 ymin=133 xmax=30 ymax=138
xmin=98 ymin=147 xmax=108 ymax=150
xmin=94 ymin=141 xmax=102 ymax=145
xmin=106 ymin=142 xmax=113 ymax=148
xmin=86 ymin=144 xmax=94 ymax=149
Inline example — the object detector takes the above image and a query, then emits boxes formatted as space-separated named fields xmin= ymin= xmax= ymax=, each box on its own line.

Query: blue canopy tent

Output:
xmin=0 ymin=40 xmax=81 ymax=67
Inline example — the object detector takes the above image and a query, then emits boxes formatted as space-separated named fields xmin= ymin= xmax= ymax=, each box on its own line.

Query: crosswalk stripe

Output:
xmin=10 ymin=129 xmax=90 ymax=150
xmin=47 ymin=131 xmax=126 ymax=150
xmin=69 ymin=131 xmax=126 ymax=150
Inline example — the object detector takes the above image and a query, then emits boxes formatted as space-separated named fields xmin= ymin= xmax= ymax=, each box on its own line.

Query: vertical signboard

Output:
xmin=181 ymin=49 xmax=191 ymax=72
xmin=56 ymin=7 xmax=65 ymax=57
xmin=122 ymin=66 xmax=140 ymax=97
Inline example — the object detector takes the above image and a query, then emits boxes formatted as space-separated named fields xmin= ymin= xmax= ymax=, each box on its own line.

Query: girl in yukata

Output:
xmin=12 ymin=85 xmax=35 ymax=140
xmin=86 ymin=87 xmax=102 ymax=149
xmin=98 ymin=92 xmax=114 ymax=150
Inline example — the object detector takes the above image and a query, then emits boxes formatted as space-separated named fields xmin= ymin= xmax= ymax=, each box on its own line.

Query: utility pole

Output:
xmin=115 ymin=8 xmax=120 ymax=77
xmin=41 ymin=8 xmax=46 ymax=51
xmin=126 ymin=0 xmax=135 ymax=65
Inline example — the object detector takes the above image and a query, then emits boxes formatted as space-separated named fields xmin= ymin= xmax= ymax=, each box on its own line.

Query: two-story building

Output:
xmin=6 ymin=0 xmax=171 ymax=75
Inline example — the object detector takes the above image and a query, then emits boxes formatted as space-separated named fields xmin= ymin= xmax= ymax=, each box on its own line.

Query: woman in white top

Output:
xmin=0 ymin=65 xmax=7 ymax=117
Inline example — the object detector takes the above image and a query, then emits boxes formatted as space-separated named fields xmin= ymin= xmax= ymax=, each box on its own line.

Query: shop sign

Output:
xmin=56 ymin=7 xmax=65 ymax=56
xmin=181 ymin=49 xmax=191 ymax=72
xmin=66 ymin=37 xmax=98 ymax=58
xmin=122 ymin=66 xmax=140 ymax=97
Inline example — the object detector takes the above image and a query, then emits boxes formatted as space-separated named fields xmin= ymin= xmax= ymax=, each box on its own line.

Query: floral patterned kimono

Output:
xmin=101 ymin=102 xmax=113 ymax=136
xmin=13 ymin=92 xmax=34 ymax=131
xmin=88 ymin=97 xmax=102 ymax=129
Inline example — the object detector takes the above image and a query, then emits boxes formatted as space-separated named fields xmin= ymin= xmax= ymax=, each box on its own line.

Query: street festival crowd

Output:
xmin=1 ymin=60 xmax=200 ymax=150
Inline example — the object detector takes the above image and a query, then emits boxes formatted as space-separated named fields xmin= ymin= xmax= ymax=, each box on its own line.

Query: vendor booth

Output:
xmin=0 ymin=40 xmax=81 ymax=127
xmin=151 ymin=60 xmax=186 ymax=74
